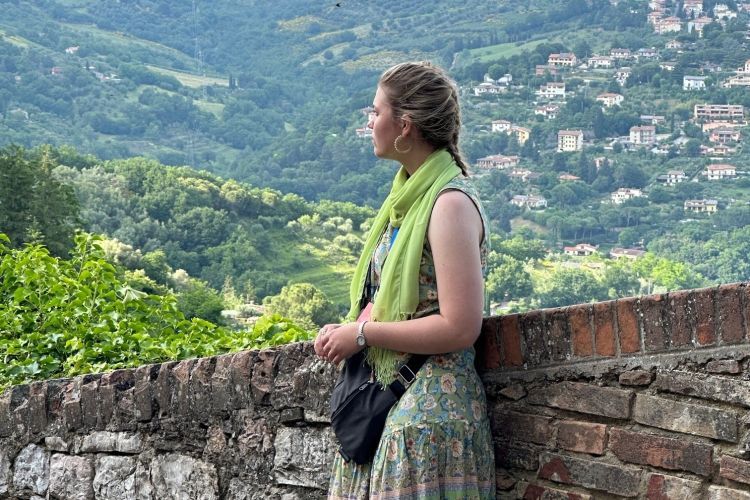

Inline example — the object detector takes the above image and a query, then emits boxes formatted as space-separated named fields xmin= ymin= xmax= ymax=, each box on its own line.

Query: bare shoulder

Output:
xmin=430 ymin=189 xmax=482 ymax=242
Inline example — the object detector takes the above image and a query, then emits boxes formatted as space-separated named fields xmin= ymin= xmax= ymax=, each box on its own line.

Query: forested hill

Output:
xmin=0 ymin=0 xmax=640 ymax=206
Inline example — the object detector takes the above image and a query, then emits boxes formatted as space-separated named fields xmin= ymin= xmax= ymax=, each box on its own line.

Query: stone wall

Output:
xmin=1 ymin=282 xmax=750 ymax=498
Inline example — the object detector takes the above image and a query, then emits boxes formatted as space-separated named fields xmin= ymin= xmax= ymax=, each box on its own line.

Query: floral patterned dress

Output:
xmin=328 ymin=177 xmax=495 ymax=500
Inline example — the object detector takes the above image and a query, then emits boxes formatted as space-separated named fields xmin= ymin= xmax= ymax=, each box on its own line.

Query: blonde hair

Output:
xmin=379 ymin=61 xmax=469 ymax=176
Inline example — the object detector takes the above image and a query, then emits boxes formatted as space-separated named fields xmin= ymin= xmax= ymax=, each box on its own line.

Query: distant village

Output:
xmin=354 ymin=0 xmax=750 ymax=263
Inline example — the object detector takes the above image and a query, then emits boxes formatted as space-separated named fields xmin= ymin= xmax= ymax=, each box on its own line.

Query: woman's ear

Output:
xmin=401 ymin=115 xmax=413 ymax=136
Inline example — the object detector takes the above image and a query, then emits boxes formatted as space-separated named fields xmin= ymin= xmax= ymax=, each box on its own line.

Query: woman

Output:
xmin=315 ymin=61 xmax=495 ymax=499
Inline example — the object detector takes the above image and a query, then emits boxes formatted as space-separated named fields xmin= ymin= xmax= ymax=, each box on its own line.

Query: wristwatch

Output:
xmin=356 ymin=320 xmax=368 ymax=348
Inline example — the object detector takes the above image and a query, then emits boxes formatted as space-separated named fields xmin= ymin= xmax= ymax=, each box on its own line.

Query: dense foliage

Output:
xmin=0 ymin=233 xmax=311 ymax=389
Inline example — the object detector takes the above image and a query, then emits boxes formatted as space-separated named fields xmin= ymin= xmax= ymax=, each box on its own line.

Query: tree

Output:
xmin=486 ymin=255 xmax=533 ymax=303
xmin=537 ymin=268 xmax=608 ymax=308
xmin=176 ymin=278 xmax=226 ymax=324
xmin=263 ymin=283 xmax=340 ymax=330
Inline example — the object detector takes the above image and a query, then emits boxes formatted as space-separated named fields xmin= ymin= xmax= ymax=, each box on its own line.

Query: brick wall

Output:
xmin=477 ymin=282 xmax=750 ymax=498
xmin=1 ymin=282 xmax=749 ymax=498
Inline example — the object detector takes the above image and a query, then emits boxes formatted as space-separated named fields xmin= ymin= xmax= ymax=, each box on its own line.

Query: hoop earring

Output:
xmin=394 ymin=135 xmax=412 ymax=154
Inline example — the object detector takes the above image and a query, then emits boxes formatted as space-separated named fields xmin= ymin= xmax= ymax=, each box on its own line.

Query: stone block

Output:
xmin=694 ymin=287 xmax=716 ymax=346
xmin=499 ymin=384 xmax=526 ymax=400
xmin=520 ymin=310 xmax=548 ymax=366
xmin=28 ymin=382 xmax=47 ymax=435
xmin=11 ymin=385 xmax=30 ymax=439
xmin=593 ymin=301 xmax=616 ymax=356
xmin=537 ymin=452 xmax=641 ymax=497
xmin=528 ymin=381 xmax=633 ymax=419
xmin=79 ymin=431 xmax=143 ymax=454
xmin=44 ymin=437 xmax=68 ymax=452
xmin=62 ymin=380 xmax=82 ymax=431
xmin=150 ymin=453 xmax=218 ymax=499
xmin=619 ymin=370 xmax=653 ymax=386
xmin=0 ymin=390 xmax=10 ymax=437
xmin=708 ymin=486 xmax=750 ymax=500
xmin=646 ymin=473 xmax=702 ymax=499
xmin=720 ymin=455 xmax=750 ymax=485
xmin=133 ymin=364 xmax=154 ymax=422
xmin=171 ymin=359 xmax=195 ymax=418
xmin=92 ymin=456 xmax=137 ymax=500
xmin=556 ymin=421 xmax=606 ymax=455
xmin=273 ymin=427 xmax=336 ymax=489
xmin=79 ymin=375 xmax=100 ymax=429
xmin=656 ymin=370 xmax=750 ymax=408
xmin=210 ymin=353 xmax=235 ymax=415
xmin=706 ymin=359 xmax=741 ymax=374
xmin=280 ymin=407 xmax=305 ymax=425
xmin=154 ymin=362 xmax=175 ymax=418
xmin=492 ymin=409 xmax=553 ymax=446
xmin=518 ymin=482 xmax=592 ymax=500
xmin=495 ymin=469 xmax=516 ymax=491
xmin=499 ymin=314 xmax=523 ymax=367
xmin=0 ymin=451 xmax=9 ymax=495
xmin=545 ymin=307 xmax=571 ymax=362
xmin=609 ymin=428 xmax=713 ymax=476
xmin=641 ymin=294 xmax=669 ymax=352
xmin=189 ymin=357 xmax=215 ymax=423
xmin=49 ymin=454 xmax=94 ymax=500
xmin=495 ymin=441 xmax=543 ymax=471
xmin=616 ymin=297 xmax=641 ymax=354
xmin=231 ymin=350 xmax=255 ymax=409
xmin=667 ymin=290 xmax=692 ymax=348
xmin=477 ymin=318 xmax=501 ymax=370
xmin=717 ymin=283 xmax=745 ymax=343
xmin=634 ymin=393 xmax=738 ymax=442
xmin=13 ymin=443 xmax=50 ymax=496
xmin=568 ymin=304 xmax=593 ymax=358
xmin=252 ymin=350 xmax=277 ymax=403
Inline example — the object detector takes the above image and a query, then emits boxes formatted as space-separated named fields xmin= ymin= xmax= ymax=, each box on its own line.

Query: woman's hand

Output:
xmin=314 ymin=322 xmax=361 ymax=364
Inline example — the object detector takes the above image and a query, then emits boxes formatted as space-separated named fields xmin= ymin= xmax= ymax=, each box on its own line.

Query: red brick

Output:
xmin=568 ymin=304 xmax=593 ymax=357
xmin=635 ymin=393 xmax=738 ymax=442
xmin=616 ymin=297 xmax=641 ymax=354
xmin=492 ymin=409 xmax=553 ymax=446
xmin=667 ymin=290 xmax=692 ymax=348
xmin=557 ymin=421 xmax=607 ymax=455
xmin=720 ymin=455 xmax=750 ymax=485
xmin=521 ymin=310 xmax=548 ymax=366
xmin=538 ymin=452 xmax=641 ymax=497
xmin=694 ymin=287 xmax=716 ymax=346
xmin=717 ymin=284 xmax=744 ymax=343
xmin=546 ymin=308 xmax=571 ymax=362
xmin=528 ymin=382 xmax=633 ymax=419
xmin=477 ymin=318 xmax=501 ymax=370
xmin=709 ymin=486 xmax=750 ymax=499
xmin=499 ymin=314 xmax=523 ymax=367
xmin=641 ymin=294 xmax=668 ymax=352
xmin=521 ymin=482 xmax=592 ymax=500
xmin=706 ymin=359 xmax=741 ymax=374
xmin=610 ymin=428 xmax=713 ymax=476
xmin=646 ymin=473 xmax=702 ymax=499
xmin=593 ymin=301 xmax=616 ymax=356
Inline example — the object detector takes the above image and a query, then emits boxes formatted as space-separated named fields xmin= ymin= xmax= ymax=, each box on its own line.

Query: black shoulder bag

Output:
xmin=330 ymin=348 xmax=427 ymax=464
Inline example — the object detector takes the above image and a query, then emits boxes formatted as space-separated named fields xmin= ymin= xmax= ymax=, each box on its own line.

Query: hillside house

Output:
xmin=476 ymin=155 xmax=520 ymax=170
xmin=694 ymin=104 xmax=745 ymax=122
xmin=701 ymin=144 xmax=735 ymax=156
xmin=548 ymin=53 xmax=578 ymax=67
xmin=596 ymin=92 xmax=624 ymax=107
xmin=535 ymin=65 xmax=559 ymax=76
xmin=588 ymin=56 xmax=613 ymax=68
xmin=610 ymin=48 xmax=632 ymax=59
xmin=629 ymin=125 xmax=657 ymax=145
xmin=511 ymin=195 xmax=548 ymax=209
xmin=594 ymin=157 xmax=610 ymax=169
xmin=614 ymin=68 xmax=632 ymax=85
xmin=611 ymin=188 xmax=644 ymax=204
xmin=665 ymin=40 xmax=683 ymax=50
xmin=534 ymin=104 xmax=560 ymax=119
xmin=683 ymin=0 xmax=703 ymax=16
xmin=738 ymin=59 xmax=750 ymax=74
xmin=654 ymin=17 xmax=682 ymax=34
xmin=659 ymin=61 xmax=677 ymax=71
xmin=491 ymin=120 xmax=512 ymax=133
xmin=656 ymin=170 xmax=688 ymax=185
xmin=714 ymin=3 xmax=737 ymax=19
xmin=610 ymin=248 xmax=646 ymax=260
xmin=649 ymin=0 xmax=666 ymax=10
xmin=648 ymin=11 xmax=665 ymax=25
xmin=688 ymin=17 xmax=714 ymax=36
xmin=356 ymin=107 xmax=375 ymax=137
xmin=683 ymin=75 xmax=707 ymax=90
xmin=557 ymin=130 xmax=583 ymax=152
xmin=640 ymin=114 xmax=666 ymax=125
xmin=473 ymin=82 xmax=506 ymax=96
xmin=509 ymin=169 xmax=540 ymax=182
xmin=537 ymin=82 xmax=566 ymax=100
xmin=684 ymin=199 xmax=718 ymax=213
xmin=50 ymin=67 xmax=63 ymax=76
xmin=65 ymin=46 xmax=79 ymax=55
xmin=700 ymin=62 xmax=723 ymax=73
xmin=563 ymin=243 xmax=597 ymax=256
xmin=558 ymin=173 xmax=581 ymax=182
xmin=723 ymin=75 xmax=750 ymax=88
xmin=709 ymin=127 xmax=742 ymax=144
xmin=704 ymin=164 xmax=736 ymax=180
xmin=637 ymin=47 xmax=659 ymax=59
xmin=512 ymin=125 xmax=531 ymax=145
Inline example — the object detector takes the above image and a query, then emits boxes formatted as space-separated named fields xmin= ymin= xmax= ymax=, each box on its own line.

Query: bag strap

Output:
xmin=387 ymin=354 xmax=428 ymax=398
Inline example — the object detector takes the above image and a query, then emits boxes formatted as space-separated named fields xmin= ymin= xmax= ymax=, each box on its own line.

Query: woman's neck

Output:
xmin=400 ymin=142 xmax=437 ymax=176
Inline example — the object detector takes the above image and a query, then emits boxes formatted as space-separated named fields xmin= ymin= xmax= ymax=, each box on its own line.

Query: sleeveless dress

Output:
xmin=328 ymin=177 xmax=496 ymax=500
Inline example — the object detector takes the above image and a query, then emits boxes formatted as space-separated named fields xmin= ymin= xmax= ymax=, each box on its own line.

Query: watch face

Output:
xmin=357 ymin=336 xmax=366 ymax=347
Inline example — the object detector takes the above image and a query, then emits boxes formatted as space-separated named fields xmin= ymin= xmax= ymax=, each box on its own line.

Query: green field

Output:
xmin=146 ymin=65 xmax=228 ymax=88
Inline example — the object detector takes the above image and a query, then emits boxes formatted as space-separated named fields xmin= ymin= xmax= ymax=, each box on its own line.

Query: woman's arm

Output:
xmin=318 ymin=190 xmax=485 ymax=365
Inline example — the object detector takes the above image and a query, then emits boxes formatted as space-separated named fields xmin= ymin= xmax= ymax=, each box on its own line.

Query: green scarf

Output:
xmin=347 ymin=149 xmax=461 ymax=385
